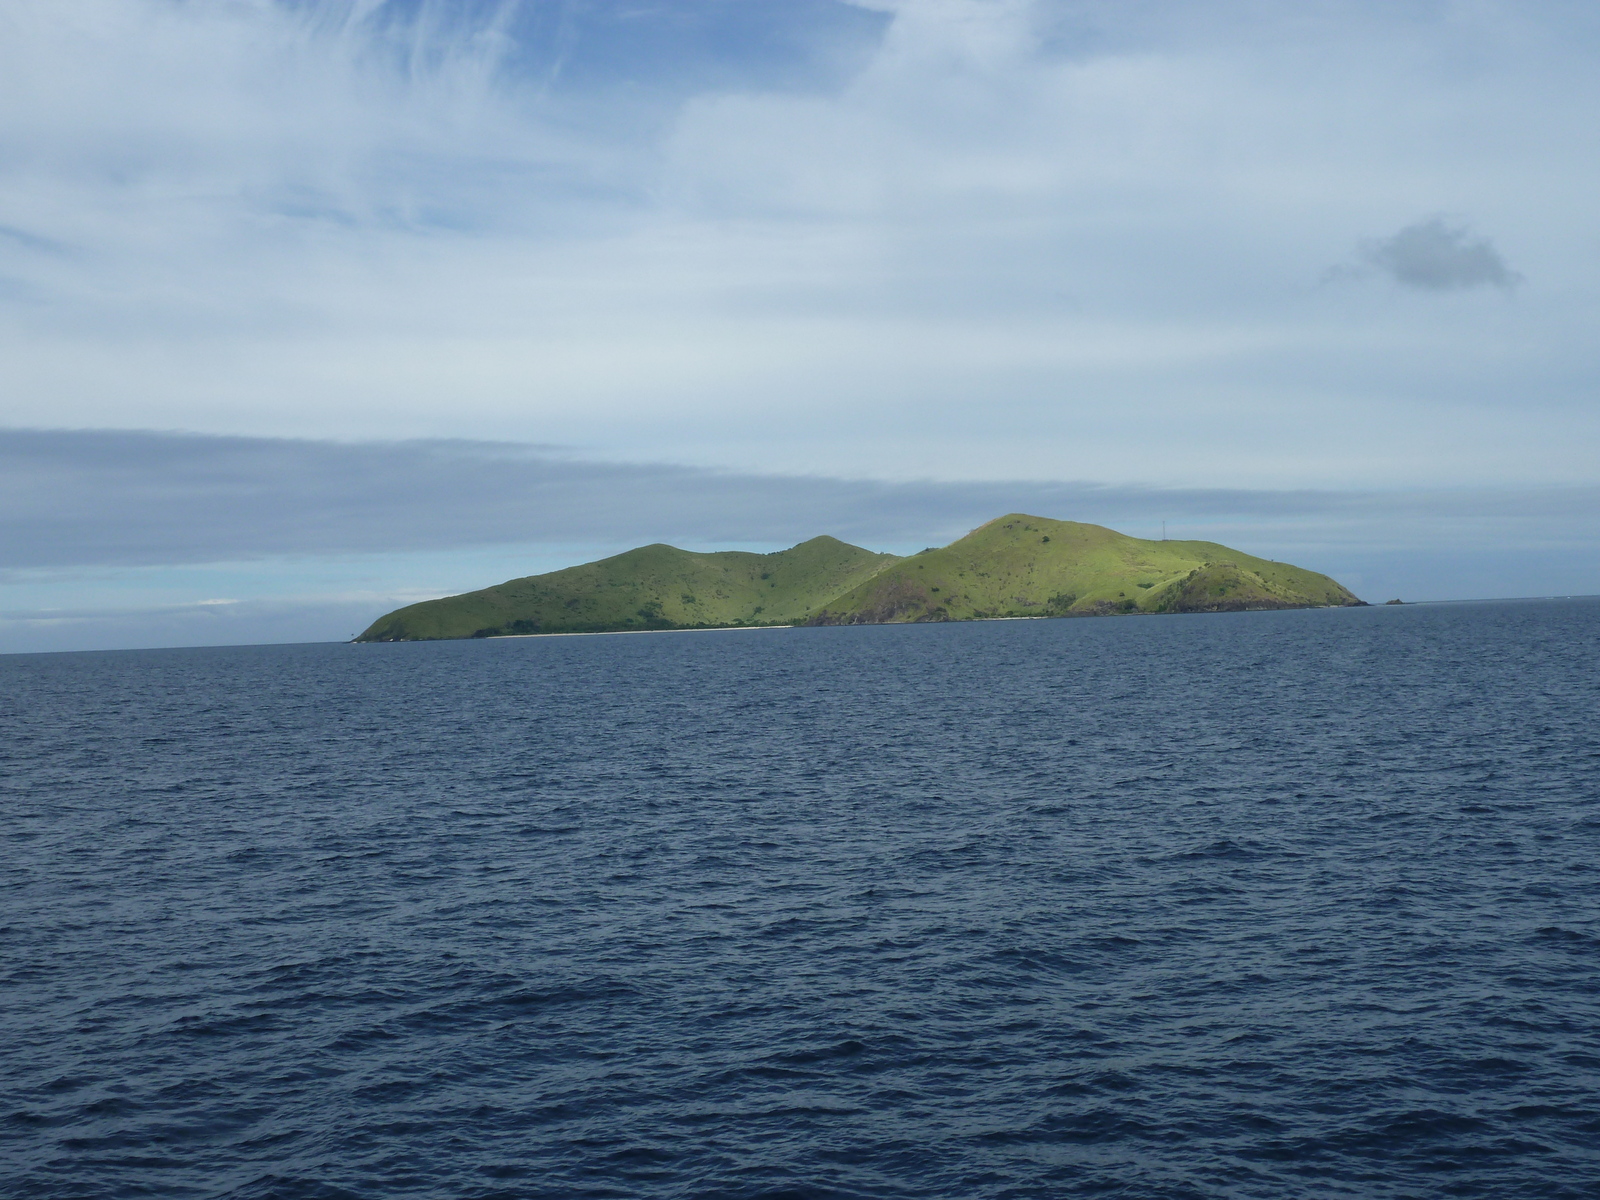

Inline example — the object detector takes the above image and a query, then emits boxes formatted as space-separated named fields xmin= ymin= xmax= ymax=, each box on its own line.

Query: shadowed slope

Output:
xmin=806 ymin=515 xmax=1361 ymax=625
xmin=356 ymin=536 xmax=900 ymax=641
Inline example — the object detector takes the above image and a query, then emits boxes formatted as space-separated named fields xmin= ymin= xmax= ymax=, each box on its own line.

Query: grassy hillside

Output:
xmin=356 ymin=514 xmax=1361 ymax=642
xmin=356 ymin=536 xmax=900 ymax=641
xmin=806 ymin=514 xmax=1361 ymax=625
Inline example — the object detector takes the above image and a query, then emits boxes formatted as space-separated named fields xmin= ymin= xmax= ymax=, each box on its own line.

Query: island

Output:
xmin=355 ymin=514 xmax=1364 ymax=642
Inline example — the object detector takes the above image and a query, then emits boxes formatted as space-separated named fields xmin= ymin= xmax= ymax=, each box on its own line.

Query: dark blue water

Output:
xmin=4 ymin=600 xmax=1599 ymax=1199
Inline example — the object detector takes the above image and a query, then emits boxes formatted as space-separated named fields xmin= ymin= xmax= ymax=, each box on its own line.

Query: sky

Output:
xmin=3 ymin=0 xmax=1598 ymax=652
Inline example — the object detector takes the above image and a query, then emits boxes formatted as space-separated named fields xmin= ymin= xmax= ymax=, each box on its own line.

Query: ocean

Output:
xmin=3 ymin=599 xmax=1598 ymax=1198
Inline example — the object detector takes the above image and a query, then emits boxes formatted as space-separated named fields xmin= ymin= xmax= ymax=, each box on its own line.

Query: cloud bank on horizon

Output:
xmin=3 ymin=428 xmax=1598 ymax=653
xmin=1 ymin=0 xmax=1597 ymax=649
xmin=11 ymin=428 xmax=1598 ymax=574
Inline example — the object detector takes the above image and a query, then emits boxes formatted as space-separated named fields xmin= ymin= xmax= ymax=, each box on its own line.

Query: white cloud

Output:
xmin=0 ymin=0 xmax=1596 ymax=492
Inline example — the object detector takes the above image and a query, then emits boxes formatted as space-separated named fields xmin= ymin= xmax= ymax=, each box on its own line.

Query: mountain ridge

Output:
xmin=808 ymin=514 xmax=1359 ymax=624
xmin=355 ymin=515 xmax=1362 ymax=642
xmin=356 ymin=535 xmax=898 ymax=642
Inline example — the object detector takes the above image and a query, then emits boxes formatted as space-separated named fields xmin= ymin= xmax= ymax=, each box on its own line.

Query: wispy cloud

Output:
xmin=1 ymin=3 xmax=1597 ymax=488
xmin=1 ymin=598 xmax=238 ymax=622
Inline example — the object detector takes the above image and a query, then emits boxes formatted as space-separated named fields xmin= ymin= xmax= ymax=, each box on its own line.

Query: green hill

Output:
xmin=356 ymin=514 xmax=1362 ymax=642
xmin=807 ymin=514 xmax=1360 ymax=624
xmin=355 ymin=536 xmax=900 ymax=641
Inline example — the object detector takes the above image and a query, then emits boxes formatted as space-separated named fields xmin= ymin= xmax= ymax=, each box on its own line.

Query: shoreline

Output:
xmin=485 ymin=624 xmax=794 ymax=639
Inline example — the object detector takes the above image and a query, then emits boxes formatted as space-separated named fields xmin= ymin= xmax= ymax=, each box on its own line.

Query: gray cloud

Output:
xmin=1361 ymin=217 xmax=1522 ymax=291
xmin=3 ymin=428 xmax=1597 ymax=574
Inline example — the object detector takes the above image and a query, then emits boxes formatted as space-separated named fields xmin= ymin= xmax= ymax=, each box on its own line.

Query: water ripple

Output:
xmin=2 ymin=599 xmax=1598 ymax=1197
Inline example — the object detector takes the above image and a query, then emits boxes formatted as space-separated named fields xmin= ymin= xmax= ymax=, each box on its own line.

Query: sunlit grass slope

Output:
xmin=357 ymin=515 xmax=1361 ymax=641
xmin=356 ymin=536 xmax=900 ymax=641
xmin=807 ymin=515 xmax=1360 ymax=624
